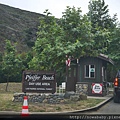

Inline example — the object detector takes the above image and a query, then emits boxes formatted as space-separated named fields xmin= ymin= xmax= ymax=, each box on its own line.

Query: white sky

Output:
xmin=0 ymin=0 xmax=120 ymax=21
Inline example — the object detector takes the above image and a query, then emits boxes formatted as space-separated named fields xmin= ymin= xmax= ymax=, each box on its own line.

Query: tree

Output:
xmin=29 ymin=8 xmax=95 ymax=84
xmin=108 ymin=27 xmax=120 ymax=70
xmin=2 ymin=40 xmax=24 ymax=91
xmin=88 ymin=0 xmax=117 ymax=32
xmin=60 ymin=6 xmax=94 ymax=58
xmin=29 ymin=10 xmax=64 ymax=70
xmin=28 ymin=10 xmax=67 ymax=83
xmin=87 ymin=0 xmax=117 ymax=55
xmin=87 ymin=0 xmax=119 ymax=81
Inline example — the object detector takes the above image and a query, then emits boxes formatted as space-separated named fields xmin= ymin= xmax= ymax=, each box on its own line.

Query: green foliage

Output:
xmin=29 ymin=7 xmax=94 ymax=83
xmin=87 ymin=0 xmax=117 ymax=55
xmin=29 ymin=10 xmax=65 ymax=71
xmin=2 ymin=40 xmax=24 ymax=83
xmin=60 ymin=6 xmax=94 ymax=57
xmin=88 ymin=0 xmax=117 ymax=31
xmin=87 ymin=0 xmax=120 ymax=80
xmin=108 ymin=27 xmax=120 ymax=71
xmin=18 ymin=51 xmax=33 ymax=69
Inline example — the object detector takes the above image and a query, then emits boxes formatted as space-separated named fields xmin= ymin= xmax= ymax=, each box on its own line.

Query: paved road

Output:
xmin=85 ymin=99 xmax=120 ymax=114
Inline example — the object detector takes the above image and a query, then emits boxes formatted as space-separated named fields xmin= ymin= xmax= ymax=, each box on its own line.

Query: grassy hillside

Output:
xmin=0 ymin=3 xmax=44 ymax=52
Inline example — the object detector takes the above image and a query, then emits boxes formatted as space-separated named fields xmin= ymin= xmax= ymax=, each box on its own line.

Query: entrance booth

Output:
xmin=66 ymin=54 xmax=114 ymax=96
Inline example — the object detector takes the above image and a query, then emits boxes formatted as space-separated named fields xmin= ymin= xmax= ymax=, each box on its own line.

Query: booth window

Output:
xmin=85 ymin=65 xmax=95 ymax=78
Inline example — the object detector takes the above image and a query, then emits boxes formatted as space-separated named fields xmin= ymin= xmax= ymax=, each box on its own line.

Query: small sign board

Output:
xmin=92 ymin=83 xmax=102 ymax=94
xmin=22 ymin=71 xmax=56 ymax=93
xmin=90 ymin=68 xmax=95 ymax=72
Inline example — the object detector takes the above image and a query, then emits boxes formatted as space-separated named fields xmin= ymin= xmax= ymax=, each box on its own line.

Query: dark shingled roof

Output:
xmin=71 ymin=54 xmax=114 ymax=65
xmin=98 ymin=53 xmax=114 ymax=65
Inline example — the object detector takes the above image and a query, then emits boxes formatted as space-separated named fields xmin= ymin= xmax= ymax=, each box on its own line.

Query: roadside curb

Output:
xmin=31 ymin=95 xmax=113 ymax=114
xmin=71 ymin=96 xmax=113 ymax=113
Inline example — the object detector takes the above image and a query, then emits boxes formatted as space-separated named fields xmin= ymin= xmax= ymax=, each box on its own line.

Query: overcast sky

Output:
xmin=0 ymin=0 xmax=120 ymax=21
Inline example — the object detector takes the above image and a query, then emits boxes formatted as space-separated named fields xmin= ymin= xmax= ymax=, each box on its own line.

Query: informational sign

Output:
xmin=90 ymin=68 xmax=95 ymax=72
xmin=92 ymin=83 xmax=103 ymax=94
xmin=22 ymin=71 xmax=56 ymax=93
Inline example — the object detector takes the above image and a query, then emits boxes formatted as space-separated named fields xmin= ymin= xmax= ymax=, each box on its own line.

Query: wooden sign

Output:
xmin=22 ymin=71 xmax=56 ymax=93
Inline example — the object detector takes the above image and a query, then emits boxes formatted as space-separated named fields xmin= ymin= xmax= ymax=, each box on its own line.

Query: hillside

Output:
xmin=0 ymin=3 xmax=44 ymax=52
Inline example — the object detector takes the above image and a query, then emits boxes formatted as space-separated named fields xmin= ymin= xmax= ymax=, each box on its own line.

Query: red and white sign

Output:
xmin=92 ymin=83 xmax=103 ymax=94
xmin=66 ymin=58 xmax=71 ymax=67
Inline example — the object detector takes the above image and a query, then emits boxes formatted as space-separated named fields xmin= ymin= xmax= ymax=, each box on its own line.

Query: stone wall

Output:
xmin=12 ymin=92 xmax=87 ymax=104
xmin=76 ymin=83 xmax=88 ymax=95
